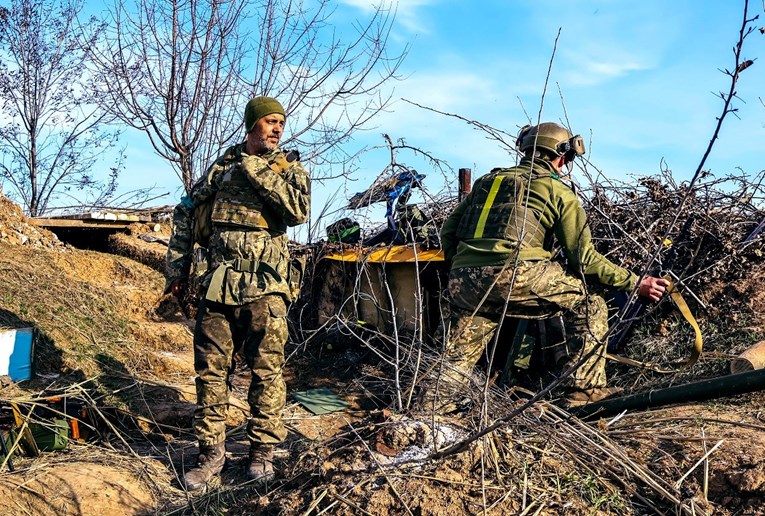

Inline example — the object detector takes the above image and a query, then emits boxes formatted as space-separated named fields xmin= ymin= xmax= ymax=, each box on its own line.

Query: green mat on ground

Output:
xmin=292 ymin=387 xmax=349 ymax=415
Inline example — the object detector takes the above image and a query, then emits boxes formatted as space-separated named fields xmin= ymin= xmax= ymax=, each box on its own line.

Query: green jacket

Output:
xmin=165 ymin=143 xmax=311 ymax=304
xmin=440 ymin=158 xmax=637 ymax=291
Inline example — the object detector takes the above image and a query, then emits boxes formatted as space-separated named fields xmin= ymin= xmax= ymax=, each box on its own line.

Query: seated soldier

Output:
xmin=431 ymin=122 xmax=668 ymax=410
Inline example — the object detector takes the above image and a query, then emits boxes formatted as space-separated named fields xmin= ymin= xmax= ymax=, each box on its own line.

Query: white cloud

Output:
xmin=563 ymin=57 xmax=650 ymax=86
xmin=338 ymin=0 xmax=439 ymax=34
xmin=518 ymin=2 xmax=676 ymax=88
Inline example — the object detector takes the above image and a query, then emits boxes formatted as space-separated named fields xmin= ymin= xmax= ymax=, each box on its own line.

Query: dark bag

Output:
xmin=327 ymin=218 xmax=361 ymax=244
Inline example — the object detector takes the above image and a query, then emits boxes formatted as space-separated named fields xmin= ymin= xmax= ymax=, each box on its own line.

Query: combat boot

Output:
xmin=246 ymin=444 xmax=275 ymax=485
xmin=183 ymin=442 xmax=226 ymax=491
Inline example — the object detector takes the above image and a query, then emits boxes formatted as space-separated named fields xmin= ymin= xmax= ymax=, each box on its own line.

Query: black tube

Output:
xmin=573 ymin=367 xmax=765 ymax=419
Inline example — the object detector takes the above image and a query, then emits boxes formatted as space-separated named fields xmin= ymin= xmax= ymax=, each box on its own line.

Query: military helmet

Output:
xmin=516 ymin=122 xmax=585 ymax=160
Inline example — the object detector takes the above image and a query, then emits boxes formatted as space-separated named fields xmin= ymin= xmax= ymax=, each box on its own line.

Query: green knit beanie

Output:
xmin=244 ymin=97 xmax=286 ymax=133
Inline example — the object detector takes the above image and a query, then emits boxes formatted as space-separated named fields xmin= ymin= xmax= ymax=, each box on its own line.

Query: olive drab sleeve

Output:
xmin=553 ymin=186 xmax=638 ymax=291
xmin=241 ymin=153 xmax=310 ymax=227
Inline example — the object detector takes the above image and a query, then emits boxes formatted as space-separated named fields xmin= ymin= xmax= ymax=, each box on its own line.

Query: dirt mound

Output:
xmin=2 ymin=190 xmax=765 ymax=515
xmin=0 ymin=196 xmax=192 ymax=373
xmin=107 ymin=222 xmax=171 ymax=274
xmin=0 ymin=195 xmax=65 ymax=248
xmin=0 ymin=463 xmax=154 ymax=515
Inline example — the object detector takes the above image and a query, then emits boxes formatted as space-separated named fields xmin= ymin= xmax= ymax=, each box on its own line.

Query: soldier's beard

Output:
xmin=261 ymin=135 xmax=279 ymax=152
xmin=247 ymin=120 xmax=282 ymax=154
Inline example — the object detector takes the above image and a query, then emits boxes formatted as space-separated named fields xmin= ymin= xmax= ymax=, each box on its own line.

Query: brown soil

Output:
xmin=0 ymin=195 xmax=64 ymax=249
xmin=0 ymin=463 xmax=154 ymax=515
xmin=107 ymin=226 xmax=169 ymax=274
xmin=609 ymin=398 xmax=765 ymax=514
xmin=1 ymin=194 xmax=765 ymax=515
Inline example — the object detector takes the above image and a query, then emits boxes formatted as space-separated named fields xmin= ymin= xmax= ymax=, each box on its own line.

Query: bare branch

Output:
xmin=92 ymin=0 xmax=407 ymax=192
xmin=0 ymin=0 xmax=122 ymax=215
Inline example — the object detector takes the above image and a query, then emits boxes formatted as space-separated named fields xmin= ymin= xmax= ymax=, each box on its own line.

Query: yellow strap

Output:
xmin=606 ymin=277 xmax=703 ymax=374
xmin=10 ymin=402 xmax=23 ymax=427
xmin=473 ymin=176 xmax=504 ymax=239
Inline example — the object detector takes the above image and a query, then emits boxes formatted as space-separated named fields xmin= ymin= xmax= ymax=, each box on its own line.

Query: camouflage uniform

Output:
xmin=437 ymin=158 xmax=637 ymax=393
xmin=166 ymin=142 xmax=310 ymax=447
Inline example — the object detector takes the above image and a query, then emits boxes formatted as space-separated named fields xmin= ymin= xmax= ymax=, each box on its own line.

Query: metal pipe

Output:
xmin=572 ymin=367 xmax=765 ymax=419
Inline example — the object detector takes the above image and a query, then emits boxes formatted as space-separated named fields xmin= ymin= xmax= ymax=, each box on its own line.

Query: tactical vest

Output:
xmin=192 ymin=146 xmax=298 ymax=246
xmin=191 ymin=146 xmax=240 ymax=247
xmin=210 ymin=162 xmax=286 ymax=233
xmin=455 ymin=167 xmax=545 ymax=248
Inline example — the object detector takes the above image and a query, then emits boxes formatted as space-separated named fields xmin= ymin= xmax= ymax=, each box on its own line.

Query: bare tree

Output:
xmin=95 ymin=0 xmax=406 ymax=193
xmin=251 ymin=0 xmax=406 ymax=178
xmin=95 ymin=0 xmax=249 ymax=192
xmin=0 ymin=0 xmax=120 ymax=216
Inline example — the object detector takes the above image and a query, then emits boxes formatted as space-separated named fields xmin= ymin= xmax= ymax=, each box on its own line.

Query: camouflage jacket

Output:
xmin=440 ymin=158 xmax=637 ymax=291
xmin=165 ymin=143 xmax=310 ymax=304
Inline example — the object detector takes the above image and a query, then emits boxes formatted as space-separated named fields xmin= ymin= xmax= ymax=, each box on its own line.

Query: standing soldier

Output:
xmin=165 ymin=97 xmax=310 ymax=490
xmin=434 ymin=122 xmax=667 ymax=410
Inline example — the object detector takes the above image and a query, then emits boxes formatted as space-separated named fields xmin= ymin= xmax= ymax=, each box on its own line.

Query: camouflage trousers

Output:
xmin=193 ymin=295 xmax=289 ymax=447
xmin=443 ymin=260 xmax=608 ymax=392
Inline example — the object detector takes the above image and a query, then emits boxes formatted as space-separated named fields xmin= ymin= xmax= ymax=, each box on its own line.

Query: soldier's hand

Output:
xmin=269 ymin=153 xmax=291 ymax=173
xmin=638 ymin=276 xmax=670 ymax=302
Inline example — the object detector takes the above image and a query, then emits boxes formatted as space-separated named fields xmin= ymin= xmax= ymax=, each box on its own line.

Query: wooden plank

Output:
xmin=32 ymin=212 xmax=148 ymax=223
xmin=30 ymin=218 xmax=136 ymax=229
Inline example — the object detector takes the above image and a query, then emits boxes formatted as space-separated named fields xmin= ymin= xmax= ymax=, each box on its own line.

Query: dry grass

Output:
xmin=1 ymin=158 xmax=764 ymax=514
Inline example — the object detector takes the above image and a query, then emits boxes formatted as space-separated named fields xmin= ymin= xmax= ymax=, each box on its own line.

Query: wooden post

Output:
xmin=458 ymin=168 xmax=471 ymax=201
xmin=731 ymin=340 xmax=765 ymax=374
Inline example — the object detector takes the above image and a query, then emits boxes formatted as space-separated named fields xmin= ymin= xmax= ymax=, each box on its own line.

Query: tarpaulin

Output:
xmin=292 ymin=387 xmax=350 ymax=415
xmin=323 ymin=245 xmax=444 ymax=263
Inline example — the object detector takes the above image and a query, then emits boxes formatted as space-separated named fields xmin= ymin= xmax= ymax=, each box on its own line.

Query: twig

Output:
xmin=301 ymin=488 xmax=330 ymax=516
xmin=329 ymin=490 xmax=375 ymax=516
xmin=702 ymin=429 xmax=710 ymax=501
xmin=673 ymin=440 xmax=724 ymax=490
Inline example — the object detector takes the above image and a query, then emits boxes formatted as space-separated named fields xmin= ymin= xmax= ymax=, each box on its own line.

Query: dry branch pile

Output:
xmin=578 ymin=168 xmax=765 ymax=388
xmin=2 ymin=165 xmax=765 ymax=514
xmin=585 ymin=168 xmax=765 ymax=322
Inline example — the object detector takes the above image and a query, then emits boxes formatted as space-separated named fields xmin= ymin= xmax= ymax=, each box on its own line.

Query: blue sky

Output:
xmin=114 ymin=0 xmax=765 ymax=236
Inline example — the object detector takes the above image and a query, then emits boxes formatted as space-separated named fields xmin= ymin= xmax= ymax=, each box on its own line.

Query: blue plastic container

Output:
xmin=0 ymin=327 xmax=34 ymax=381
